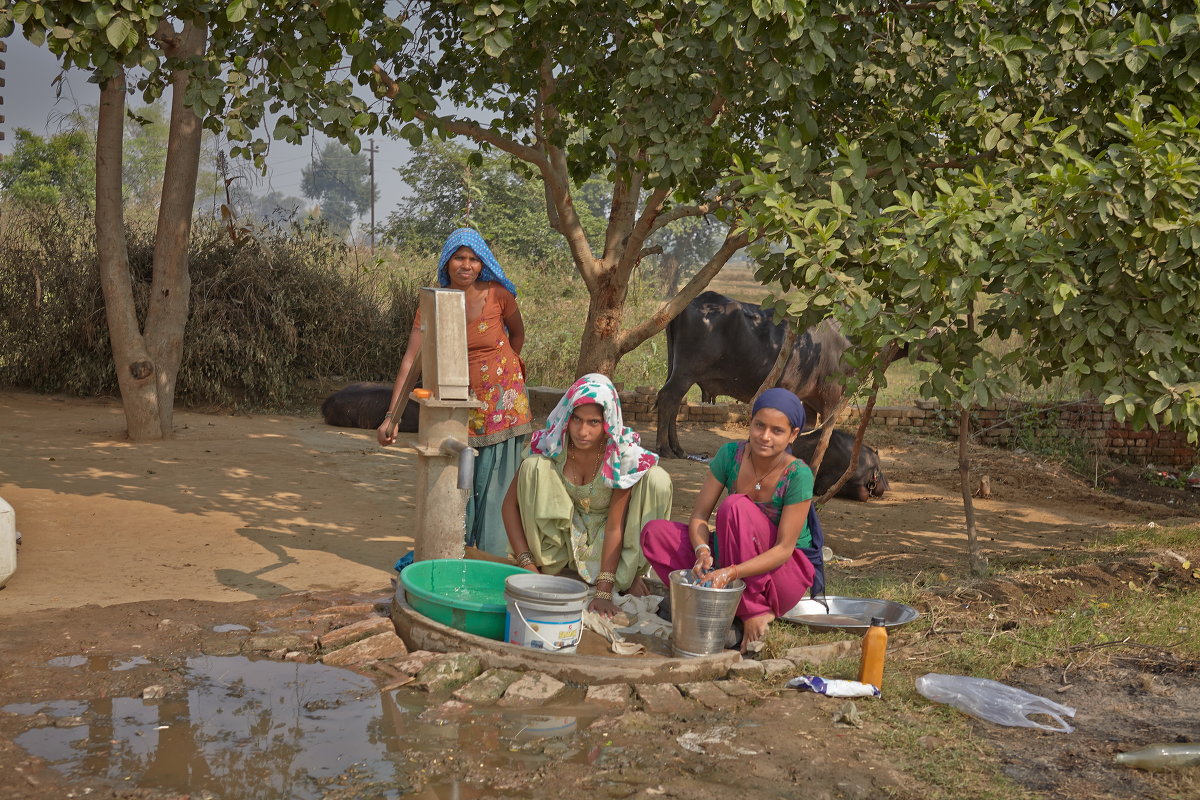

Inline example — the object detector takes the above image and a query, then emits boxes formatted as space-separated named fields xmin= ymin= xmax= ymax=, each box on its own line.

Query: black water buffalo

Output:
xmin=656 ymin=291 xmax=850 ymax=458
xmin=321 ymin=383 xmax=419 ymax=432
xmin=791 ymin=429 xmax=888 ymax=502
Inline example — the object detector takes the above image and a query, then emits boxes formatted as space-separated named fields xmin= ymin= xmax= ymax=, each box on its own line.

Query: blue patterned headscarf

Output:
xmin=437 ymin=228 xmax=518 ymax=297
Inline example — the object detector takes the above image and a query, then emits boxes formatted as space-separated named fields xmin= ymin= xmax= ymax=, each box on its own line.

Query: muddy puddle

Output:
xmin=4 ymin=655 xmax=600 ymax=799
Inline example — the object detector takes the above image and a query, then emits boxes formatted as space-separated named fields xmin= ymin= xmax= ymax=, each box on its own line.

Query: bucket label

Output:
xmin=506 ymin=614 xmax=582 ymax=650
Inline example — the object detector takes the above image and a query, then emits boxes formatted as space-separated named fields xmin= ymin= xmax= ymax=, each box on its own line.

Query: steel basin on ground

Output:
xmin=390 ymin=592 xmax=741 ymax=685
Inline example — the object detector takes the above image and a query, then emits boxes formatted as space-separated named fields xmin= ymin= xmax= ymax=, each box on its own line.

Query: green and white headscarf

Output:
xmin=529 ymin=373 xmax=659 ymax=489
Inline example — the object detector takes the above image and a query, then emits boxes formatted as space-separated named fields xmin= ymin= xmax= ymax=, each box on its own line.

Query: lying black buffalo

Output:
xmin=791 ymin=429 xmax=888 ymax=501
xmin=321 ymin=383 xmax=419 ymax=432
xmin=656 ymin=291 xmax=850 ymax=458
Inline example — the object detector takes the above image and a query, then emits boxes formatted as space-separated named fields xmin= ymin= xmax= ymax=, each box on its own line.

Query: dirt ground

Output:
xmin=1 ymin=390 xmax=1198 ymax=799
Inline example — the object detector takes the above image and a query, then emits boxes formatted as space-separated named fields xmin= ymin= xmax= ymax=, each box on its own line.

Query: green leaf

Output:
xmin=105 ymin=16 xmax=134 ymax=50
xmin=1124 ymin=49 xmax=1148 ymax=75
xmin=227 ymin=0 xmax=247 ymax=23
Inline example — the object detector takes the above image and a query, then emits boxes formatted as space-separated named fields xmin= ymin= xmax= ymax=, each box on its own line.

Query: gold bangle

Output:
xmin=516 ymin=551 xmax=534 ymax=567
xmin=596 ymin=571 xmax=617 ymax=586
xmin=594 ymin=590 xmax=613 ymax=601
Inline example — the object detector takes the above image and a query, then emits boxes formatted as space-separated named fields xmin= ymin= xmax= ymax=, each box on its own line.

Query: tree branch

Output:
xmin=616 ymin=228 xmax=752 ymax=354
xmin=648 ymin=194 xmax=732 ymax=234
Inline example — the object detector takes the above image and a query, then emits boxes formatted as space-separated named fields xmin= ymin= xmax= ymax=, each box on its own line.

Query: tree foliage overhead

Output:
xmin=355 ymin=0 xmax=842 ymax=373
xmin=732 ymin=0 xmax=1200 ymax=442
xmin=380 ymin=139 xmax=605 ymax=266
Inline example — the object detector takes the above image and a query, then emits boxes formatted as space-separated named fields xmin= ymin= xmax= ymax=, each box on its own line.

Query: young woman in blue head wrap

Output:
xmin=378 ymin=229 xmax=532 ymax=555
xmin=641 ymin=388 xmax=821 ymax=651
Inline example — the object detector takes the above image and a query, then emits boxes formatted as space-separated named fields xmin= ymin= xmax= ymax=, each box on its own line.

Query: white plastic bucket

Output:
xmin=503 ymin=573 xmax=588 ymax=653
xmin=0 ymin=497 xmax=16 ymax=589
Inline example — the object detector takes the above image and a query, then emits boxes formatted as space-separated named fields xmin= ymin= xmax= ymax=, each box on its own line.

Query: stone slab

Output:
xmin=319 ymin=617 xmax=394 ymax=651
xmin=497 ymin=672 xmax=567 ymax=707
xmin=321 ymin=632 xmax=408 ymax=667
xmin=727 ymin=660 xmax=765 ymax=679
xmin=413 ymin=653 xmax=482 ymax=692
xmin=760 ymin=658 xmax=795 ymax=678
xmin=784 ymin=640 xmax=856 ymax=668
xmin=585 ymin=683 xmax=633 ymax=709
xmin=678 ymin=681 xmax=736 ymax=710
xmin=452 ymin=668 xmax=522 ymax=705
xmin=634 ymin=683 xmax=689 ymax=714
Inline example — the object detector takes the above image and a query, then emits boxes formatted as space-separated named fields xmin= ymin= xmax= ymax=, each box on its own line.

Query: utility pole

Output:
xmin=366 ymin=138 xmax=379 ymax=252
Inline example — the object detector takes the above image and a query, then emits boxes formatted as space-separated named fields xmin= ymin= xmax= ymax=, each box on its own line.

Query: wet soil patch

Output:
xmin=976 ymin=664 xmax=1200 ymax=800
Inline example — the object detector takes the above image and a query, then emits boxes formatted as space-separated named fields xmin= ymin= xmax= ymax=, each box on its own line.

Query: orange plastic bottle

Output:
xmin=857 ymin=617 xmax=888 ymax=692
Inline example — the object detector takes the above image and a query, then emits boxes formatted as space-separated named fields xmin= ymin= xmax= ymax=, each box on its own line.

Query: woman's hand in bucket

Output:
xmin=703 ymin=564 xmax=740 ymax=589
xmin=692 ymin=545 xmax=714 ymax=578
xmin=589 ymin=596 xmax=621 ymax=618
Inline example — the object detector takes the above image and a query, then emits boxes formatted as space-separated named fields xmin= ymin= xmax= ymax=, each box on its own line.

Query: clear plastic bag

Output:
xmin=915 ymin=673 xmax=1076 ymax=733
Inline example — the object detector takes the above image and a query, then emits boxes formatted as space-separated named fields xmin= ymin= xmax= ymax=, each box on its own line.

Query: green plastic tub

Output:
xmin=399 ymin=558 xmax=526 ymax=641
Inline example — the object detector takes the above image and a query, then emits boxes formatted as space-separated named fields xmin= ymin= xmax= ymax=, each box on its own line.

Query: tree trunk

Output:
xmin=574 ymin=271 xmax=627 ymax=377
xmin=96 ymin=72 xmax=164 ymax=440
xmin=959 ymin=404 xmax=989 ymax=576
xmin=144 ymin=21 xmax=207 ymax=434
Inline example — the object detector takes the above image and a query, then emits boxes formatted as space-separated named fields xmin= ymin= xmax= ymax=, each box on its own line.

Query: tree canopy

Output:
xmin=735 ymin=0 xmax=1200 ymax=441
xmin=300 ymin=141 xmax=376 ymax=235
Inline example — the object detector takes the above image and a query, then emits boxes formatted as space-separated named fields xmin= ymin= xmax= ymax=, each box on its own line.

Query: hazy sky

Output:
xmin=1 ymin=34 xmax=414 ymax=229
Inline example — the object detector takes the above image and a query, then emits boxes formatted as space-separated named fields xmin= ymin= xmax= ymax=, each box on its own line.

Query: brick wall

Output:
xmin=609 ymin=387 xmax=1198 ymax=468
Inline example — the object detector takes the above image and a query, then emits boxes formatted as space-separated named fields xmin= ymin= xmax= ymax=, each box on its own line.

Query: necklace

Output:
xmin=748 ymin=451 xmax=786 ymax=491
xmin=568 ymin=444 xmax=604 ymax=509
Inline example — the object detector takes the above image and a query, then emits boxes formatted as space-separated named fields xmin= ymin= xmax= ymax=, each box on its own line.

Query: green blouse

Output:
xmin=709 ymin=441 xmax=814 ymax=548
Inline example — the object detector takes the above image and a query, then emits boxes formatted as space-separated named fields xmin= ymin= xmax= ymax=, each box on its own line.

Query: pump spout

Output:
xmin=439 ymin=437 xmax=476 ymax=490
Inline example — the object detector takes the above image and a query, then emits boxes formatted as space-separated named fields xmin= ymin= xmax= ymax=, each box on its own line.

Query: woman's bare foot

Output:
xmin=627 ymin=576 xmax=650 ymax=597
xmin=742 ymin=612 xmax=775 ymax=653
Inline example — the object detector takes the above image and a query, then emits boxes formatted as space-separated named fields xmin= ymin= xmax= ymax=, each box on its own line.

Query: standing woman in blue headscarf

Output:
xmin=378 ymin=229 xmax=533 ymax=555
xmin=641 ymin=388 xmax=823 ymax=651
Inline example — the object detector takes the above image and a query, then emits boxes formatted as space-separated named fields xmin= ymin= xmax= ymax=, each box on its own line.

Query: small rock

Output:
xmin=413 ymin=653 xmax=483 ymax=692
xmin=727 ymin=660 xmax=765 ymax=679
xmin=498 ymin=672 xmax=567 ymax=707
xmin=585 ymin=683 xmax=633 ymax=709
xmin=760 ymin=658 xmax=794 ymax=678
xmin=267 ymin=648 xmax=288 ymax=660
xmin=832 ymin=700 xmax=863 ymax=728
xmin=142 ymin=685 xmax=166 ymax=700
xmin=318 ymin=617 xmax=393 ymax=651
xmin=321 ymin=632 xmax=409 ymax=667
xmin=156 ymin=619 xmax=201 ymax=635
xmin=54 ymin=716 xmax=86 ymax=728
xmin=633 ymin=683 xmax=688 ymax=714
xmin=284 ymin=651 xmax=307 ymax=663
xmin=452 ymin=668 xmax=522 ymax=705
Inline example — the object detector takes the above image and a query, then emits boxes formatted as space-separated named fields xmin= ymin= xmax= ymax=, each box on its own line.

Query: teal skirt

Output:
xmin=465 ymin=433 xmax=528 ymax=555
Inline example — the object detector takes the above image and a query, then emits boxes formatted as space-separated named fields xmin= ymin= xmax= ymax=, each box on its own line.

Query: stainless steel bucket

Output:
xmin=668 ymin=569 xmax=746 ymax=658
